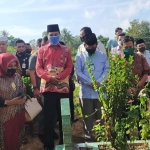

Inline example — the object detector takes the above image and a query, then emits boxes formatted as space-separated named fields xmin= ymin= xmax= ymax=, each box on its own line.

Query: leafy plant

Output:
xmin=73 ymin=86 xmax=82 ymax=117
xmin=86 ymin=54 xmax=150 ymax=150
xmin=22 ymin=76 xmax=33 ymax=97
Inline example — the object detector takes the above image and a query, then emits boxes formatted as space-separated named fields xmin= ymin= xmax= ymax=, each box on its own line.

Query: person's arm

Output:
xmin=97 ymin=55 xmax=109 ymax=84
xmin=138 ymin=56 xmax=150 ymax=87
xmin=57 ymin=50 xmax=73 ymax=80
xmin=36 ymin=49 xmax=51 ymax=82
xmin=0 ymin=98 xmax=5 ymax=107
xmin=70 ymin=65 xmax=74 ymax=78
xmin=28 ymin=55 xmax=37 ymax=87
xmin=75 ymin=54 xmax=91 ymax=85
xmin=138 ymin=74 xmax=148 ymax=88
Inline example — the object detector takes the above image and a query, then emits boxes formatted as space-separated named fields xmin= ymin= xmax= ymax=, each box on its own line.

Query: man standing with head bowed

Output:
xmin=36 ymin=24 xmax=73 ymax=150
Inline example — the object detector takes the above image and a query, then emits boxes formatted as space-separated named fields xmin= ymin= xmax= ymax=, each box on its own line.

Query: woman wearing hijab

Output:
xmin=0 ymin=53 xmax=26 ymax=150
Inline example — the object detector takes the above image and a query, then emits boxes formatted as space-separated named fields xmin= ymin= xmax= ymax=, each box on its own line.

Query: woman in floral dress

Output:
xmin=0 ymin=53 xmax=26 ymax=150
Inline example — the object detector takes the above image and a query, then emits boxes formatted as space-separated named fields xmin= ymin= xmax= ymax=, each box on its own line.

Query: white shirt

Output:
xmin=137 ymin=50 xmax=150 ymax=82
xmin=137 ymin=50 xmax=150 ymax=66
xmin=111 ymin=46 xmax=123 ymax=56
xmin=77 ymin=42 xmax=107 ymax=55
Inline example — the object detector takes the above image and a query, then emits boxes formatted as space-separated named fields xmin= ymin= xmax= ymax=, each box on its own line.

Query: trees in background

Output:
xmin=97 ymin=35 xmax=109 ymax=49
xmin=29 ymin=39 xmax=36 ymax=49
xmin=1 ymin=19 xmax=150 ymax=59
xmin=126 ymin=19 xmax=150 ymax=49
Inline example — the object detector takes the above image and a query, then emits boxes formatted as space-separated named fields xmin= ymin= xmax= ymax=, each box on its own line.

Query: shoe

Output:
xmin=84 ymin=134 xmax=91 ymax=139
xmin=84 ymin=134 xmax=94 ymax=142
xmin=54 ymin=131 xmax=59 ymax=140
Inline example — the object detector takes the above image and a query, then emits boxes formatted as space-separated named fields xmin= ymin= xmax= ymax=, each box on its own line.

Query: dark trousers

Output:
xmin=69 ymin=90 xmax=74 ymax=121
xmin=37 ymin=95 xmax=44 ymax=135
xmin=42 ymin=92 xmax=69 ymax=149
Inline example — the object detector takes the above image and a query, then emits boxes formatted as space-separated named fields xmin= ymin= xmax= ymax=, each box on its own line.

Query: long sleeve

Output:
xmin=75 ymin=55 xmax=91 ymax=85
xmin=57 ymin=50 xmax=73 ymax=80
xmin=0 ymin=98 xmax=5 ymax=107
xmin=142 ymin=56 xmax=150 ymax=74
xmin=97 ymin=56 xmax=109 ymax=83
xmin=36 ymin=49 xmax=51 ymax=82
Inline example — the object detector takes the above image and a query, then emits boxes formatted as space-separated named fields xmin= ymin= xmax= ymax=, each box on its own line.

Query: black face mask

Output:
xmin=139 ymin=47 xmax=146 ymax=53
xmin=6 ymin=69 xmax=16 ymax=77
xmin=17 ymin=51 xmax=25 ymax=56
xmin=86 ymin=48 xmax=96 ymax=56
xmin=26 ymin=49 xmax=31 ymax=54
xmin=80 ymin=36 xmax=85 ymax=42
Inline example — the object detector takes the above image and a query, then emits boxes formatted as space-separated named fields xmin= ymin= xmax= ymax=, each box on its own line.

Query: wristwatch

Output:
xmin=33 ymin=86 xmax=38 ymax=90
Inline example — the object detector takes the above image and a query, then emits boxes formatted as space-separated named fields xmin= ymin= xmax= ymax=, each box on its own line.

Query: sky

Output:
xmin=0 ymin=0 xmax=150 ymax=42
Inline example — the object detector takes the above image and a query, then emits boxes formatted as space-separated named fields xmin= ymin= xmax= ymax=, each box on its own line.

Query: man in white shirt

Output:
xmin=136 ymin=38 xmax=150 ymax=96
xmin=77 ymin=27 xmax=106 ymax=55
xmin=136 ymin=39 xmax=150 ymax=66
xmin=111 ymin=33 xmax=125 ymax=56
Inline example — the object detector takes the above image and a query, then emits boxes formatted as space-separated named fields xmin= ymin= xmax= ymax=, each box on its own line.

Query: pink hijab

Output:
xmin=0 ymin=53 xmax=18 ymax=77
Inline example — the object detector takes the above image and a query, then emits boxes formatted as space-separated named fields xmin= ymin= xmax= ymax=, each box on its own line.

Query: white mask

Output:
xmin=118 ymin=41 xmax=122 ymax=46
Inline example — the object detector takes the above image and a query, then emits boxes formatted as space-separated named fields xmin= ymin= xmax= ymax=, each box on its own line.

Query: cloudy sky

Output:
xmin=0 ymin=0 xmax=150 ymax=42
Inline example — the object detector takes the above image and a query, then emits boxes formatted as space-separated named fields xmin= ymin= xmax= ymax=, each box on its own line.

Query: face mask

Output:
xmin=80 ymin=36 xmax=85 ymax=42
xmin=139 ymin=47 xmax=146 ymax=53
xmin=26 ymin=49 xmax=31 ymax=54
xmin=49 ymin=36 xmax=60 ymax=45
xmin=17 ymin=51 xmax=25 ymax=56
xmin=118 ymin=41 xmax=122 ymax=46
xmin=6 ymin=69 xmax=16 ymax=77
xmin=123 ymin=48 xmax=135 ymax=58
xmin=86 ymin=48 xmax=96 ymax=56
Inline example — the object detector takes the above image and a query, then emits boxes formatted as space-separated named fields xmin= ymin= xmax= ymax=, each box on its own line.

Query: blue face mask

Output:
xmin=48 ymin=36 xmax=60 ymax=45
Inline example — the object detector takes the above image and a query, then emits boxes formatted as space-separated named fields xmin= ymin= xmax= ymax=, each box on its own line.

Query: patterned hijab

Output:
xmin=0 ymin=53 xmax=18 ymax=77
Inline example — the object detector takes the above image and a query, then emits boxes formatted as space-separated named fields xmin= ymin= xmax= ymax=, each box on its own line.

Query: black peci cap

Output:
xmin=136 ymin=38 xmax=145 ymax=46
xmin=47 ymin=24 xmax=60 ymax=33
xmin=84 ymin=33 xmax=97 ymax=46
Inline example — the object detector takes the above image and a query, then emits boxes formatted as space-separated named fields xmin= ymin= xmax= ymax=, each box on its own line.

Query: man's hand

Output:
xmin=26 ymin=69 xmax=30 ymax=75
xmin=33 ymin=89 xmax=41 ymax=99
xmin=50 ymin=76 xmax=59 ymax=85
xmin=96 ymin=82 xmax=100 ymax=88
xmin=91 ymin=82 xmax=100 ymax=88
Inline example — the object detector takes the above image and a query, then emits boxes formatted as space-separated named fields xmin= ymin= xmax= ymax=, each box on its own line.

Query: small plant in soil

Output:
xmin=86 ymin=54 xmax=150 ymax=150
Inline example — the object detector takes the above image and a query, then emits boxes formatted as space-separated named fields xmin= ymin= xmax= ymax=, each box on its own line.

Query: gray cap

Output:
xmin=0 ymin=36 xmax=7 ymax=42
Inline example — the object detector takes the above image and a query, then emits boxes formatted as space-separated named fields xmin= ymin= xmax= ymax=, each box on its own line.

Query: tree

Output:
xmin=7 ymin=46 xmax=16 ymax=54
xmin=29 ymin=39 xmax=36 ymax=49
xmin=97 ymin=35 xmax=109 ymax=49
xmin=42 ymin=31 xmax=47 ymax=37
xmin=72 ymin=36 xmax=82 ymax=49
xmin=0 ymin=30 xmax=9 ymax=37
xmin=60 ymin=28 xmax=74 ymax=47
xmin=7 ymin=36 xmax=20 ymax=47
xmin=126 ymin=19 xmax=150 ymax=49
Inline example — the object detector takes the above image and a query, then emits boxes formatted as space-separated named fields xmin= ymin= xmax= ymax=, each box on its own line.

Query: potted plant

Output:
xmin=84 ymin=55 xmax=150 ymax=150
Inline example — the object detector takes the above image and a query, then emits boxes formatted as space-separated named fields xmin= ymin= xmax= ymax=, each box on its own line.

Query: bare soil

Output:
xmin=21 ymin=118 xmax=85 ymax=150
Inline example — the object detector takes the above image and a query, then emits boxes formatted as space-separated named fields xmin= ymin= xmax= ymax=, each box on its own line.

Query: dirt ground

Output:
xmin=21 ymin=118 xmax=85 ymax=150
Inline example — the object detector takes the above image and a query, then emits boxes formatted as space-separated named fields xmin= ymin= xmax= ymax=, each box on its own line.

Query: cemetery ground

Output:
xmin=21 ymin=86 xmax=85 ymax=150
